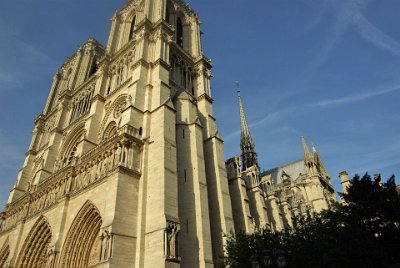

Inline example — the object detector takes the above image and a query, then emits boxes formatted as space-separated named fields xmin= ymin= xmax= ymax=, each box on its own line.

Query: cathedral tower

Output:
xmin=0 ymin=1 xmax=234 ymax=267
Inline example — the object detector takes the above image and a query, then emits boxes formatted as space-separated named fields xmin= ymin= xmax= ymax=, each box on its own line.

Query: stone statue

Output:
xmin=166 ymin=222 xmax=179 ymax=258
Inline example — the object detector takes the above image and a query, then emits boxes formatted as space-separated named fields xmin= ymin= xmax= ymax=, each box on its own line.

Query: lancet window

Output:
xmin=128 ymin=16 xmax=136 ymax=41
xmin=170 ymin=54 xmax=196 ymax=94
xmin=107 ymin=56 xmax=133 ymax=95
xmin=177 ymin=18 xmax=184 ymax=48
xmin=88 ymin=56 xmax=98 ymax=78
xmin=58 ymin=127 xmax=84 ymax=169
xmin=70 ymin=88 xmax=94 ymax=123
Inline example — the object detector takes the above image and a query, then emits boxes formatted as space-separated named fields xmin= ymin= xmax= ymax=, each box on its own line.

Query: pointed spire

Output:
xmin=301 ymin=135 xmax=312 ymax=160
xmin=236 ymin=82 xmax=258 ymax=171
xmin=237 ymin=82 xmax=252 ymax=144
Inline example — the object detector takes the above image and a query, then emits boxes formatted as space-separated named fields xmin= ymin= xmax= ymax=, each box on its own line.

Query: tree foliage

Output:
xmin=220 ymin=173 xmax=400 ymax=268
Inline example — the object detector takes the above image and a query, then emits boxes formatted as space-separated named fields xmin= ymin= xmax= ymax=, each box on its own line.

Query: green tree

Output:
xmin=221 ymin=173 xmax=400 ymax=268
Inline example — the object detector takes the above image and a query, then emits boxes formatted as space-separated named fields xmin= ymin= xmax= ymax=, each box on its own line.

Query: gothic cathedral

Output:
xmin=0 ymin=0 xmax=234 ymax=267
xmin=0 ymin=0 xmax=338 ymax=267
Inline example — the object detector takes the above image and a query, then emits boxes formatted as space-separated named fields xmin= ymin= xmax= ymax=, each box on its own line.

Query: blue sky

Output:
xmin=0 ymin=0 xmax=399 ymax=208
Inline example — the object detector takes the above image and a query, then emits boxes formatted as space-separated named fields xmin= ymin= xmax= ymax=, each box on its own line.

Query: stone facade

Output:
xmin=0 ymin=1 xmax=234 ymax=267
xmin=0 ymin=0 xmax=341 ymax=267
xmin=226 ymin=90 xmax=337 ymax=233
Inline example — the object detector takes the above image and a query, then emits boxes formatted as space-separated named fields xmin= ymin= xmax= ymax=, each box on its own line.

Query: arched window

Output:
xmin=60 ymin=127 xmax=84 ymax=168
xmin=88 ymin=57 xmax=98 ymax=77
xmin=129 ymin=16 xmax=136 ymax=41
xmin=103 ymin=121 xmax=117 ymax=140
xmin=177 ymin=18 xmax=183 ymax=48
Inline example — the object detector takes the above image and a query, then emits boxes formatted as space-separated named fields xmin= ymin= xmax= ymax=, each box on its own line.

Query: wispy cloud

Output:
xmin=308 ymin=0 xmax=367 ymax=73
xmin=223 ymin=82 xmax=400 ymax=140
xmin=310 ymin=85 xmax=400 ymax=108
xmin=307 ymin=0 xmax=400 ymax=76
xmin=355 ymin=15 xmax=400 ymax=57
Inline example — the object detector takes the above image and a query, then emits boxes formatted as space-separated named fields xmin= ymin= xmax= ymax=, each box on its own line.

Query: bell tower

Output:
xmin=0 ymin=1 xmax=234 ymax=267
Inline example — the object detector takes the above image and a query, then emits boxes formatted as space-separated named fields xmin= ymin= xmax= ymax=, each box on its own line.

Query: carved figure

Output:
xmin=166 ymin=223 xmax=179 ymax=258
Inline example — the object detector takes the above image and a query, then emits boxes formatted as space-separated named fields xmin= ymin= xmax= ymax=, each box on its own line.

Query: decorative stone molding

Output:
xmin=98 ymin=94 xmax=131 ymax=141
xmin=1 ymin=127 xmax=142 ymax=233
xmin=0 ymin=238 xmax=9 ymax=267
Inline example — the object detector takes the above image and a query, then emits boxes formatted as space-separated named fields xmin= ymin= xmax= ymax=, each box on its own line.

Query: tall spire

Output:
xmin=236 ymin=82 xmax=258 ymax=171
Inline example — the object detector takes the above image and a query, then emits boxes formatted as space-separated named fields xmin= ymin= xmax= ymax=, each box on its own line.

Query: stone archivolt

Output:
xmin=15 ymin=216 xmax=52 ymax=268
xmin=0 ymin=239 xmax=10 ymax=267
xmin=59 ymin=201 xmax=102 ymax=268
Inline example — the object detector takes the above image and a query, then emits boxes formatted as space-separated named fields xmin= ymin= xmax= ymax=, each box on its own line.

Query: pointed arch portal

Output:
xmin=15 ymin=216 xmax=52 ymax=268
xmin=59 ymin=201 xmax=102 ymax=268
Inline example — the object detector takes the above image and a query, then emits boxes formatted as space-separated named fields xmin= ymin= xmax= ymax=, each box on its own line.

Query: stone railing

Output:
xmin=0 ymin=125 xmax=142 ymax=233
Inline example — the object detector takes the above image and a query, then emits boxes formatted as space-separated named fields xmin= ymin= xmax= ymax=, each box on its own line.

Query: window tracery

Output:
xmin=57 ymin=126 xmax=85 ymax=170
xmin=103 ymin=122 xmax=118 ymax=140
xmin=98 ymin=94 xmax=131 ymax=141
xmin=107 ymin=51 xmax=134 ymax=95
xmin=170 ymin=53 xmax=196 ymax=94
xmin=70 ymin=87 xmax=94 ymax=123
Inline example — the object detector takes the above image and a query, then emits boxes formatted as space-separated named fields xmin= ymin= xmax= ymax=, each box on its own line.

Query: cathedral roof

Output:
xmin=261 ymin=159 xmax=306 ymax=184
